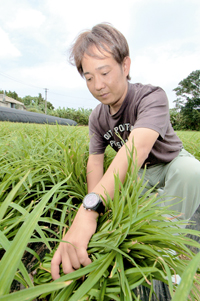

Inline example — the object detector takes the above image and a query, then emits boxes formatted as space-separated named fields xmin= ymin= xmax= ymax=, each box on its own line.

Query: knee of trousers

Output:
xmin=164 ymin=160 xmax=200 ymax=219
xmin=166 ymin=157 xmax=200 ymax=187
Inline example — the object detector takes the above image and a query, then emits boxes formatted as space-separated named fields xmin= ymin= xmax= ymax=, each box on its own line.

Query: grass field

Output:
xmin=176 ymin=131 xmax=200 ymax=161
xmin=0 ymin=122 xmax=200 ymax=301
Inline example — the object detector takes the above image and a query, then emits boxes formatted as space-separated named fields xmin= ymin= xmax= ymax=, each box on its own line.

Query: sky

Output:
xmin=0 ymin=0 xmax=200 ymax=110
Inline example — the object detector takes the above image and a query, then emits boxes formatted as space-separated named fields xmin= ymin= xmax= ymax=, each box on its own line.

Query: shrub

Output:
xmin=48 ymin=107 xmax=92 ymax=125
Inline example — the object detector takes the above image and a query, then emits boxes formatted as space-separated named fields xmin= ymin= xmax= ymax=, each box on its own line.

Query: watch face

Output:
xmin=84 ymin=193 xmax=99 ymax=208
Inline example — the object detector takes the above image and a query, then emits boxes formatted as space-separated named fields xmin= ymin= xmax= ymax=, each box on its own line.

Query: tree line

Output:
xmin=0 ymin=90 xmax=92 ymax=125
xmin=1 ymin=69 xmax=199 ymax=128
xmin=0 ymin=91 xmax=54 ymax=112
xmin=170 ymin=69 xmax=200 ymax=131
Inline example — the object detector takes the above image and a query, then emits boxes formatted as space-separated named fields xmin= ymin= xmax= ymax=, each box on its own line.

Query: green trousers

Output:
xmin=138 ymin=149 xmax=200 ymax=222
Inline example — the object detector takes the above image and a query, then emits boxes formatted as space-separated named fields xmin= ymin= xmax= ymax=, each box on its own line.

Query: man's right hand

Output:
xmin=51 ymin=204 xmax=98 ymax=280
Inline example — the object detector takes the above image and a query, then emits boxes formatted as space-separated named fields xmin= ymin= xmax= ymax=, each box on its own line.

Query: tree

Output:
xmin=0 ymin=90 xmax=23 ymax=102
xmin=169 ymin=108 xmax=182 ymax=130
xmin=6 ymin=90 xmax=19 ymax=100
xmin=173 ymin=70 xmax=200 ymax=130
xmin=22 ymin=93 xmax=54 ymax=112
xmin=22 ymin=95 xmax=35 ymax=106
xmin=47 ymin=101 xmax=54 ymax=110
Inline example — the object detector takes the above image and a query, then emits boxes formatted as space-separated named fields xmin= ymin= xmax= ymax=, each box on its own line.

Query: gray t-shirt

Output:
xmin=89 ymin=82 xmax=182 ymax=167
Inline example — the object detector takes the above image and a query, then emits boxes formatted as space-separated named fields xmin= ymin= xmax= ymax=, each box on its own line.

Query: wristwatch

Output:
xmin=83 ymin=193 xmax=105 ymax=214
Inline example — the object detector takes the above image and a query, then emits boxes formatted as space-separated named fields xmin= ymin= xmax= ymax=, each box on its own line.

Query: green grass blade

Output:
xmin=0 ymin=176 xmax=70 ymax=295
xmin=68 ymin=251 xmax=116 ymax=301
xmin=98 ymin=277 xmax=108 ymax=301
xmin=0 ymin=281 xmax=72 ymax=301
xmin=0 ymin=171 xmax=30 ymax=220
xmin=171 ymin=252 xmax=200 ymax=301
xmin=52 ymin=281 xmax=78 ymax=301
xmin=0 ymin=231 xmax=33 ymax=288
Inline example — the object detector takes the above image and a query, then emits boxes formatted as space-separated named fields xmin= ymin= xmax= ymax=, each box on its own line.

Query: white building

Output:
xmin=0 ymin=94 xmax=26 ymax=110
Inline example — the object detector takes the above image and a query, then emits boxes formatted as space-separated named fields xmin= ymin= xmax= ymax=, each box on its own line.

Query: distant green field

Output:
xmin=176 ymin=131 xmax=200 ymax=161
xmin=0 ymin=122 xmax=199 ymax=159
xmin=0 ymin=122 xmax=199 ymax=161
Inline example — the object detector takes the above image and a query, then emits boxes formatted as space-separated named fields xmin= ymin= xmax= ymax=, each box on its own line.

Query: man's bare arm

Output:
xmin=91 ymin=127 xmax=159 ymax=201
xmin=87 ymin=153 xmax=104 ymax=193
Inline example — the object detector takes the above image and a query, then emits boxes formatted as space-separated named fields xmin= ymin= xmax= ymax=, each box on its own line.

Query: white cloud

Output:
xmin=6 ymin=8 xmax=45 ymax=30
xmin=46 ymin=0 xmax=133 ymax=44
xmin=0 ymin=27 xmax=21 ymax=58
xmin=132 ymin=45 xmax=200 ymax=86
xmin=17 ymin=62 xmax=84 ymax=89
xmin=0 ymin=0 xmax=200 ymax=110
xmin=131 ymin=40 xmax=200 ymax=107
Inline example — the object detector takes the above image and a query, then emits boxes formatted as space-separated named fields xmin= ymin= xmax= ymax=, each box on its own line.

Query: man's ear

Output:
xmin=122 ymin=56 xmax=131 ymax=77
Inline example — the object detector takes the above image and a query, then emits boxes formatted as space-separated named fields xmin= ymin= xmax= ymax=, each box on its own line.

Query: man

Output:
xmin=51 ymin=23 xmax=200 ymax=280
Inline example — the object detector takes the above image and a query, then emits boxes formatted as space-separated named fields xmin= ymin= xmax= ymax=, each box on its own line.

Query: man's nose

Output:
xmin=94 ymin=76 xmax=105 ymax=91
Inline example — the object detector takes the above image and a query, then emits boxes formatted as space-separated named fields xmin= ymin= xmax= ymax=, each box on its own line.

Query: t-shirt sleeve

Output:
xmin=133 ymin=87 xmax=169 ymax=138
xmin=89 ymin=111 xmax=107 ymax=155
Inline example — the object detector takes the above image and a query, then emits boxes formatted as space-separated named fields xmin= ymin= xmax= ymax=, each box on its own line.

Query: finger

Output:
xmin=51 ymin=250 xmax=62 ymax=280
xmin=77 ymin=247 xmax=92 ymax=267
xmin=61 ymin=245 xmax=76 ymax=274
xmin=62 ymin=258 xmax=75 ymax=274
xmin=67 ymin=246 xmax=81 ymax=270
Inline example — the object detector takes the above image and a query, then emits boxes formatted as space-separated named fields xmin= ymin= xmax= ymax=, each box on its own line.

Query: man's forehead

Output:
xmin=82 ymin=47 xmax=115 ymax=73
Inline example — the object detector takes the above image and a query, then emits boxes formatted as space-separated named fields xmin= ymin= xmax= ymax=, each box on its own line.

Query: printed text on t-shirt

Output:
xmin=103 ymin=123 xmax=133 ymax=150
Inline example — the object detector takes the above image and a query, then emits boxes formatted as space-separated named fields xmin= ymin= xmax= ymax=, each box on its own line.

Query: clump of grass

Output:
xmin=31 ymin=150 xmax=200 ymax=301
xmin=0 ymin=122 xmax=200 ymax=301
xmin=0 ymin=123 xmax=90 ymax=295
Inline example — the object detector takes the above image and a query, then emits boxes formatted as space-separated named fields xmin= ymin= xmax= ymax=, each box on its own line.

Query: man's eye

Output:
xmin=102 ymin=72 xmax=108 ymax=76
xmin=86 ymin=78 xmax=92 ymax=82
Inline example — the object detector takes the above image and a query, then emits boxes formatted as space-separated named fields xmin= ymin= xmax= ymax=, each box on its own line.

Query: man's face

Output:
xmin=82 ymin=46 xmax=131 ymax=115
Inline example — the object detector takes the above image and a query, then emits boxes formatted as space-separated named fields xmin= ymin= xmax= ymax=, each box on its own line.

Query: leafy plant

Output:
xmin=49 ymin=107 xmax=92 ymax=125
xmin=0 ymin=122 xmax=200 ymax=300
xmin=31 ymin=150 xmax=200 ymax=300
